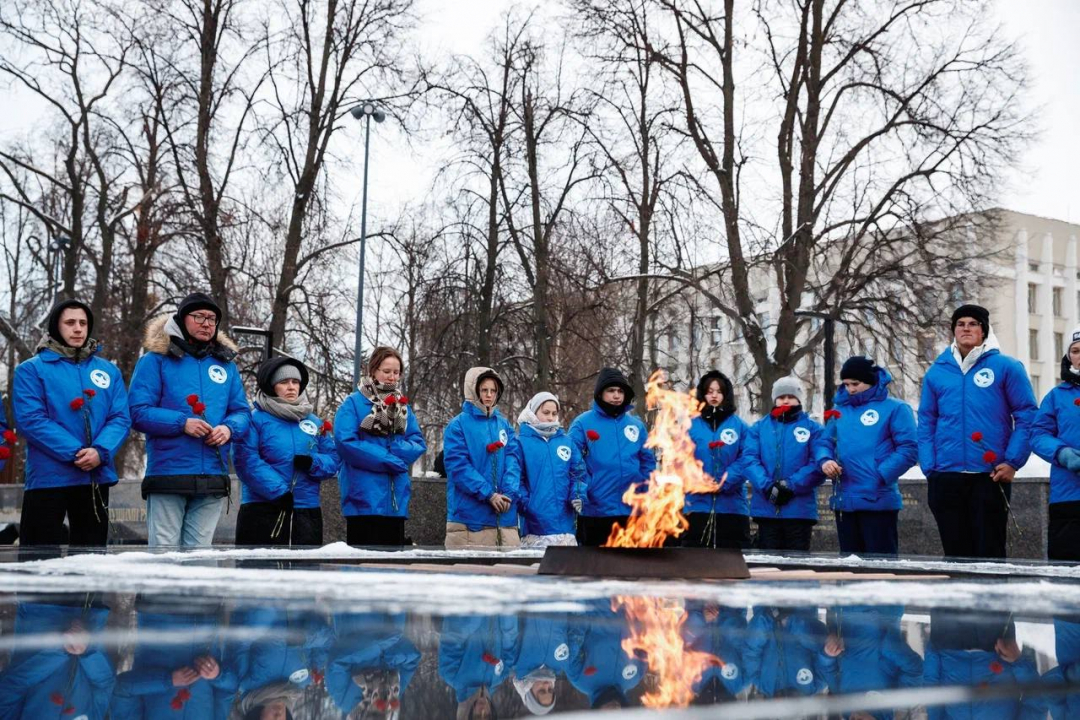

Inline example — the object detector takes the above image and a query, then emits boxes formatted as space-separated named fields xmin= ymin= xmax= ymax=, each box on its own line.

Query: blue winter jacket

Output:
xmin=128 ymin=317 xmax=250 ymax=492
xmin=514 ymin=424 xmax=587 ymax=536
xmin=686 ymin=414 xmax=751 ymax=515
xmin=924 ymin=644 xmax=1045 ymax=719
xmin=516 ymin=614 xmax=581 ymax=677
xmin=0 ymin=602 xmax=115 ymax=720
xmin=818 ymin=606 xmax=922 ymax=707
xmin=1030 ymin=382 xmax=1080 ymax=504
xmin=743 ymin=411 xmax=828 ymax=520
xmin=438 ymin=615 xmax=519 ymax=703
xmin=327 ymin=612 xmax=420 ymax=714
xmin=918 ymin=344 xmax=1037 ymax=474
xmin=235 ymin=405 xmax=339 ymax=509
xmin=443 ymin=402 xmax=521 ymax=530
xmin=12 ymin=346 xmax=130 ymax=490
xmin=566 ymin=603 xmax=645 ymax=706
xmin=334 ymin=391 xmax=426 ymax=518
xmin=232 ymin=608 xmax=332 ymax=695
xmin=568 ymin=403 xmax=656 ymax=517
xmin=682 ymin=603 xmax=750 ymax=698
xmin=821 ymin=369 xmax=918 ymax=512
xmin=1043 ymin=619 xmax=1080 ymax=720
xmin=743 ymin=606 xmax=829 ymax=697
xmin=110 ymin=610 xmax=239 ymax=719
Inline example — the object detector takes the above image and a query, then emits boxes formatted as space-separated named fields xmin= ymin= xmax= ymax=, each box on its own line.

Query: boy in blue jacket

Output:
xmin=819 ymin=357 xmax=918 ymax=556
xmin=918 ymin=304 xmax=1037 ymax=559
xmin=686 ymin=370 xmax=751 ymax=549
xmin=327 ymin=611 xmax=420 ymax=716
xmin=443 ymin=366 xmax=522 ymax=547
xmin=1030 ymin=325 xmax=1080 ymax=561
xmin=568 ymin=367 xmax=656 ymax=546
xmin=129 ymin=293 xmax=251 ymax=547
xmin=743 ymin=377 xmax=828 ymax=552
xmin=515 ymin=391 xmax=587 ymax=547
xmin=13 ymin=299 xmax=131 ymax=547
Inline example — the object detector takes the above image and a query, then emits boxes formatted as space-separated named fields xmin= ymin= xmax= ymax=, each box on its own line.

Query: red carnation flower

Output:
xmin=83 ymin=388 xmax=96 ymax=398
xmin=971 ymin=431 xmax=983 ymax=442
xmin=823 ymin=409 xmax=841 ymax=420
xmin=708 ymin=440 xmax=725 ymax=449
xmin=586 ymin=429 xmax=600 ymax=441
xmin=375 ymin=699 xmax=389 ymax=711
xmin=311 ymin=669 xmax=324 ymax=685
xmin=583 ymin=666 xmax=597 ymax=676
xmin=0 ymin=447 xmax=10 ymax=460
xmin=770 ymin=407 xmax=785 ymax=418
xmin=192 ymin=402 xmax=206 ymax=415
xmin=186 ymin=394 xmax=199 ymax=407
xmin=384 ymin=395 xmax=396 ymax=405
xmin=486 ymin=441 xmax=505 ymax=453
xmin=390 ymin=699 xmax=401 ymax=710
xmin=70 ymin=397 xmax=85 ymax=411
xmin=481 ymin=652 xmax=499 ymax=666
xmin=989 ymin=660 xmax=1004 ymax=674
xmin=170 ymin=697 xmax=183 ymax=710
xmin=177 ymin=688 xmax=192 ymax=701
xmin=2 ymin=429 xmax=15 ymax=444
xmin=50 ymin=692 xmax=64 ymax=705
xmin=1075 ymin=398 xmax=1080 ymax=406
xmin=62 ymin=707 xmax=75 ymax=716
xmin=983 ymin=450 xmax=997 ymax=464
xmin=320 ymin=420 xmax=333 ymax=435
xmin=398 ymin=396 xmax=409 ymax=405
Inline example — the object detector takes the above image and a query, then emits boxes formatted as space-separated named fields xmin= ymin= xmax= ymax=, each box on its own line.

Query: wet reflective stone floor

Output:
xmin=0 ymin=546 xmax=1078 ymax=719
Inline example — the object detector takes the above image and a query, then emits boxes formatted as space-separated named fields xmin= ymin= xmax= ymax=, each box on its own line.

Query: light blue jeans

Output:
xmin=146 ymin=494 xmax=226 ymax=547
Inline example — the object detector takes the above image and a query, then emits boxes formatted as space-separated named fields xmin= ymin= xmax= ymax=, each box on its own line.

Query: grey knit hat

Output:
xmin=270 ymin=362 xmax=303 ymax=387
xmin=771 ymin=376 xmax=804 ymax=403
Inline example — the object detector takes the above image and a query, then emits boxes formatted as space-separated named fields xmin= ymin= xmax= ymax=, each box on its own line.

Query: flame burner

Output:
xmin=537 ymin=545 xmax=750 ymax=580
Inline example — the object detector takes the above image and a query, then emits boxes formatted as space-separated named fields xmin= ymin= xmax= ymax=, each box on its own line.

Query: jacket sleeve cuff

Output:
xmin=92 ymin=445 xmax=111 ymax=466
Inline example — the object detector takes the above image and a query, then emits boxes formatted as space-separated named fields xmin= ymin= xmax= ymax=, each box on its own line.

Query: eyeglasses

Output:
xmin=189 ymin=313 xmax=218 ymax=326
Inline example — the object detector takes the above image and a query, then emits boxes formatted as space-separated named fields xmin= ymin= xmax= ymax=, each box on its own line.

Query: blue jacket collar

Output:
xmin=591 ymin=400 xmax=634 ymax=419
xmin=462 ymin=400 xmax=502 ymax=421
xmin=520 ymin=423 xmax=566 ymax=440
xmin=834 ymin=367 xmax=891 ymax=408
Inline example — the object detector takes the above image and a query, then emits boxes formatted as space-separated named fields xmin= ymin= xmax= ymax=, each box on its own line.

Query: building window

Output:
xmin=1056 ymin=332 xmax=1064 ymax=360
xmin=1029 ymin=262 xmax=1039 ymax=272
xmin=1054 ymin=287 xmax=1063 ymax=317
xmin=1028 ymin=283 xmax=1038 ymax=314
xmin=1033 ymin=375 xmax=1041 ymax=398
xmin=709 ymin=316 xmax=723 ymax=345
xmin=1030 ymin=329 xmax=1039 ymax=360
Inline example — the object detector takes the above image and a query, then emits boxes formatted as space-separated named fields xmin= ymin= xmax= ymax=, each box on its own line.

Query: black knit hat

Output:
xmin=256 ymin=356 xmax=309 ymax=396
xmin=173 ymin=292 xmax=222 ymax=342
xmin=46 ymin=298 xmax=94 ymax=347
xmin=593 ymin=367 xmax=635 ymax=405
xmin=840 ymin=356 xmax=878 ymax=386
xmin=950 ymin=304 xmax=989 ymax=336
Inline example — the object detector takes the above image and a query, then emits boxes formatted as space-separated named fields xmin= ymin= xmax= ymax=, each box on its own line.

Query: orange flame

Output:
xmin=613 ymin=595 xmax=723 ymax=708
xmin=605 ymin=369 xmax=722 ymax=548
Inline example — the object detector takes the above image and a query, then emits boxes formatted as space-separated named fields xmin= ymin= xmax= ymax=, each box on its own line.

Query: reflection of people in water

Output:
xmin=0 ymin=597 xmax=115 ymax=719
xmin=326 ymin=611 xmax=419 ymax=718
xmin=565 ymin=602 xmax=644 ymax=710
xmin=682 ymin=602 xmax=749 ymax=704
xmin=743 ymin=606 xmax=828 ymax=698
xmin=924 ymin=609 xmax=1047 ymax=719
xmin=230 ymin=607 xmax=333 ymax=720
xmin=818 ymin=605 xmax=921 ymax=719
xmin=110 ymin=597 xmax=238 ymax=718
xmin=438 ymin=614 xmax=520 ymax=719
xmin=510 ymin=613 xmax=580 ymax=715
xmin=1040 ymin=616 xmax=1080 ymax=720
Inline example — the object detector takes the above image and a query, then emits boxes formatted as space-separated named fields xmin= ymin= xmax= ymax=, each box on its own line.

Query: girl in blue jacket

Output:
xmin=335 ymin=346 xmax=426 ymax=547
xmin=515 ymin=391 xmax=587 ymax=548
xmin=568 ymin=367 xmax=656 ymax=546
xmin=744 ymin=605 xmax=829 ymax=699
xmin=819 ymin=358 xmax=918 ymax=556
xmin=327 ymin=611 xmax=420 ymax=716
xmin=234 ymin=357 xmax=340 ymax=547
xmin=442 ymin=366 xmax=521 ymax=548
xmin=685 ymin=370 xmax=751 ymax=549
xmin=1030 ymin=326 xmax=1080 ymax=561
xmin=438 ymin=614 xmax=520 ymax=717
xmin=13 ymin=299 xmax=131 ymax=547
xmin=743 ymin=376 xmax=828 ymax=552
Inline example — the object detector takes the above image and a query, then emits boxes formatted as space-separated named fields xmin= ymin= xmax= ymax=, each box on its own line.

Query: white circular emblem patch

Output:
xmin=289 ymin=668 xmax=309 ymax=683
xmin=208 ymin=365 xmax=228 ymax=384
xmin=554 ymin=643 xmax=570 ymax=662
xmin=499 ymin=429 xmax=508 ymax=445
xmin=299 ymin=419 xmax=318 ymax=436
xmin=89 ymin=369 xmax=110 ymax=389
xmin=721 ymin=663 xmax=739 ymax=680
xmin=796 ymin=667 xmax=813 ymax=685
xmin=556 ymin=445 xmax=571 ymax=462
xmin=719 ymin=428 xmax=739 ymax=445
xmin=622 ymin=664 xmax=638 ymax=680
xmin=494 ymin=660 xmax=504 ymax=676
xmin=624 ymin=425 xmax=640 ymax=443
xmin=860 ymin=409 xmax=879 ymax=426
xmin=74 ymin=716 xmax=89 ymax=720
xmin=793 ymin=427 xmax=811 ymax=444
xmin=973 ymin=368 xmax=995 ymax=388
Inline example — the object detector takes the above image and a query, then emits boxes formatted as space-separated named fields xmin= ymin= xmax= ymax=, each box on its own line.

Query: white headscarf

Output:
xmin=512 ymin=667 xmax=557 ymax=715
xmin=517 ymin=392 xmax=561 ymax=439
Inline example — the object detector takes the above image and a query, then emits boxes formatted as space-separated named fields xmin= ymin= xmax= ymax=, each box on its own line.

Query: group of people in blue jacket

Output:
xmin=4 ymin=295 xmax=1078 ymax=560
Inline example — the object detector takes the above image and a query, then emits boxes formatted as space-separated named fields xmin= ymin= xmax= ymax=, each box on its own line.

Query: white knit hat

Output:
xmin=771 ymin=376 xmax=804 ymax=402
xmin=1069 ymin=325 xmax=1080 ymax=353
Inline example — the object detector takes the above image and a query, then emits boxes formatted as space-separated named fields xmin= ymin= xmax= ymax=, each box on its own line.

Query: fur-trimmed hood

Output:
xmin=142 ymin=313 xmax=238 ymax=359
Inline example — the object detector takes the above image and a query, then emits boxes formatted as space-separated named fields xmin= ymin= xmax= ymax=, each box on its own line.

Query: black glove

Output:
xmin=768 ymin=481 xmax=795 ymax=507
xmin=272 ymin=491 xmax=294 ymax=510
xmin=293 ymin=455 xmax=313 ymax=472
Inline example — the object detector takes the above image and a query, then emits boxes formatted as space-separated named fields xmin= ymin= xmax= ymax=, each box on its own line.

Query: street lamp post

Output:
xmin=349 ymin=101 xmax=386 ymax=387
xmin=795 ymin=310 xmax=837 ymax=411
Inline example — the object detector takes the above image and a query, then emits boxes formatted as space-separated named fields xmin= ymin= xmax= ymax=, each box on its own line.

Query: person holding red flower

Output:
xmin=234 ymin=357 xmax=340 ymax=546
xmin=442 ymin=366 xmax=521 ymax=547
xmin=128 ymin=293 xmax=251 ymax=547
xmin=334 ymin=346 xmax=426 ymax=546
xmin=12 ymin=299 xmax=131 ymax=547
xmin=818 ymin=357 xmax=918 ymax=556
xmin=918 ymin=304 xmax=1037 ymax=559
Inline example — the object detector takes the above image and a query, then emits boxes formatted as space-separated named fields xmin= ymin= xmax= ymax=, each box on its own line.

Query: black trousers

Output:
xmin=1048 ymin=501 xmax=1080 ymax=562
xmin=835 ymin=510 xmax=899 ymax=556
xmin=576 ymin=515 xmax=629 ymax=547
xmin=753 ymin=517 xmax=815 ymax=552
xmin=20 ymin=484 xmax=110 ymax=547
xmin=235 ymin=503 xmax=322 ymax=547
xmin=684 ymin=512 xmax=751 ymax=550
xmin=346 ymin=515 xmax=406 ymax=547
xmin=927 ymin=472 xmax=1010 ymax=559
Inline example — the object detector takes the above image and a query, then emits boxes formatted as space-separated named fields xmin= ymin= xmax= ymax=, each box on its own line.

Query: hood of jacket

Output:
xmin=463 ymin=365 xmax=504 ymax=416
xmin=834 ymin=367 xmax=892 ymax=408
xmin=142 ymin=313 xmax=238 ymax=360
